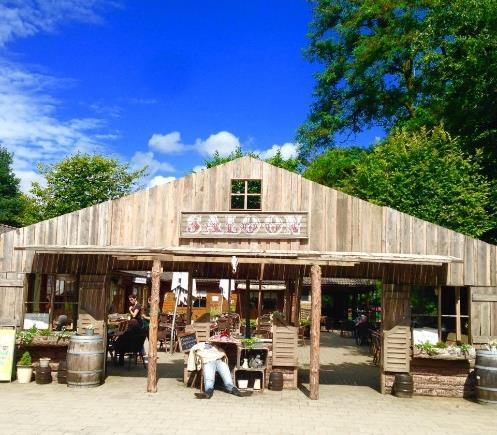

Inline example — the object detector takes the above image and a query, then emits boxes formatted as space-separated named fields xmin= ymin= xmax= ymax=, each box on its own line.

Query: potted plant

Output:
xmin=17 ymin=351 xmax=33 ymax=384
xmin=300 ymin=319 xmax=311 ymax=338
xmin=85 ymin=324 xmax=94 ymax=336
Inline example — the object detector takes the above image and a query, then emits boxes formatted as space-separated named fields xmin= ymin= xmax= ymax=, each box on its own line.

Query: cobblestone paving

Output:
xmin=1 ymin=332 xmax=496 ymax=435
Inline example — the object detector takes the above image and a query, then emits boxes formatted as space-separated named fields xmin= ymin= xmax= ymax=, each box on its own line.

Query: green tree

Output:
xmin=265 ymin=150 xmax=301 ymax=173
xmin=421 ymin=0 xmax=497 ymax=170
xmin=203 ymin=145 xmax=301 ymax=173
xmin=303 ymin=147 xmax=369 ymax=189
xmin=31 ymin=153 xmax=147 ymax=220
xmin=344 ymin=127 xmax=493 ymax=238
xmin=299 ymin=0 xmax=497 ymax=166
xmin=0 ymin=146 xmax=26 ymax=227
xmin=299 ymin=0 xmax=432 ymax=155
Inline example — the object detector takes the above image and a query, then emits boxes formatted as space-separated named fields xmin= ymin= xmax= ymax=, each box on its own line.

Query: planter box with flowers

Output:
xmin=408 ymin=341 xmax=476 ymax=398
xmin=16 ymin=326 xmax=73 ymax=375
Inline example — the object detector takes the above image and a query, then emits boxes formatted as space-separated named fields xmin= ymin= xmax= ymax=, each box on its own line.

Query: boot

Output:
xmin=195 ymin=388 xmax=214 ymax=399
xmin=229 ymin=386 xmax=253 ymax=397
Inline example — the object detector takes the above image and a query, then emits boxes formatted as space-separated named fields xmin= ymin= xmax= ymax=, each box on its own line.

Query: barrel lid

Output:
xmin=476 ymin=350 xmax=497 ymax=356
xmin=70 ymin=334 xmax=102 ymax=342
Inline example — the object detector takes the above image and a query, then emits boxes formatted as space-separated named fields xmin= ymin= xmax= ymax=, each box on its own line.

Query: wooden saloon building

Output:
xmin=1 ymin=156 xmax=497 ymax=398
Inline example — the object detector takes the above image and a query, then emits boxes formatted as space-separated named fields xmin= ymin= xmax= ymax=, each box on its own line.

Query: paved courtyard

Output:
xmin=1 ymin=332 xmax=496 ymax=435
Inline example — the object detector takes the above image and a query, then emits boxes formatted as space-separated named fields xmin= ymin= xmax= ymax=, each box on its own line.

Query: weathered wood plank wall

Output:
xmin=0 ymin=157 xmax=495 ymax=287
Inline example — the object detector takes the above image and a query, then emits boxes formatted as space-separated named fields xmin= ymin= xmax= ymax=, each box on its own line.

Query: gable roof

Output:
xmin=1 ymin=156 xmax=495 ymax=287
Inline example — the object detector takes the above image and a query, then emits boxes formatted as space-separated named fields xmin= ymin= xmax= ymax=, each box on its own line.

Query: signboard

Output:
xmin=133 ymin=277 xmax=148 ymax=285
xmin=23 ymin=313 xmax=49 ymax=330
xmin=178 ymin=332 xmax=197 ymax=352
xmin=180 ymin=212 xmax=308 ymax=239
xmin=0 ymin=327 xmax=16 ymax=381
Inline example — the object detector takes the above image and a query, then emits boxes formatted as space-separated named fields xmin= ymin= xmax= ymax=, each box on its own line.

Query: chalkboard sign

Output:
xmin=178 ymin=332 xmax=197 ymax=352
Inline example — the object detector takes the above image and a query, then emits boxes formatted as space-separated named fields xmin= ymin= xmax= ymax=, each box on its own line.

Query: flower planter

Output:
xmin=237 ymin=379 xmax=248 ymax=389
xmin=39 ymin=357 xmax=51 ymax=368
xmin=17 ymin=366 xmax=33 ymax=384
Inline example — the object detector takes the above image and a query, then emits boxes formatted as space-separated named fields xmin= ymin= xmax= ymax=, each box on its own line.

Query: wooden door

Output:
xmin=470 ymin=286 xmax=497 ymax=345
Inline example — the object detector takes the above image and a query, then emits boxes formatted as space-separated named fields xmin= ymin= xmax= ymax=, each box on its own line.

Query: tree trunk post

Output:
xmin=245 ymin=278 xmax=251 ymax=338
xmin=186 ymin=270 xmax=193 ymax=325
xmin=257 ymin=279 xmax=263 ymax=332
xmin=147 ymin=259 xmax=162 ymax=393
xmin=310 ymin=264 xmax=322 ymax=400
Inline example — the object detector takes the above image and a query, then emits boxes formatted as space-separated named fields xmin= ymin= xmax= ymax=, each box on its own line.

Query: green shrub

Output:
xmin=18 ymin=351 xmax=32 ymax=367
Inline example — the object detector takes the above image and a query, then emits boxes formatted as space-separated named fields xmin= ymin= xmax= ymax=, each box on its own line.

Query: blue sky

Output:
xmin=0 ymin=1 xmax=382 ymax=192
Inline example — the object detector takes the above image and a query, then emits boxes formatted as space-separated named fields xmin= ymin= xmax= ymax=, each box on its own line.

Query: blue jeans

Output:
xmin=203 ymin=359 xmax=234 ymax=392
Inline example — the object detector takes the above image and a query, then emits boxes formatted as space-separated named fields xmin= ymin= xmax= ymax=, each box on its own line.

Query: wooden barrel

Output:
xmin=268 ymin=371 xmax=284 ymax=391
xmin=35 ymin=366 xmax=52 ymax=384
xmin=393 ymin=373 xmax=413 ymax=398
xmin=57 ymin=360 xmax=67 ymax=384
xmin=67 ymin=335 xmax=104 ymax=388
xmin=475 ymin=350 xmax=497 ymax=405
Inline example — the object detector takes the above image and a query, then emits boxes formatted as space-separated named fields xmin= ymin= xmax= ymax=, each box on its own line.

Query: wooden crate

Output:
xmin=272 ymin=326 xmax=298 ymax=366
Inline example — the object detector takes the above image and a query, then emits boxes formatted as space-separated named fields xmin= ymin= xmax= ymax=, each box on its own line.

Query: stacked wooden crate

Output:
xmin=270 ymin=325 xmax=298 ymax=389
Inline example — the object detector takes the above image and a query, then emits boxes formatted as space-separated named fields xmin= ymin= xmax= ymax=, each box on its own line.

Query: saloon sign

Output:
xmin=180 ymin=212 xmax=308 ymax=239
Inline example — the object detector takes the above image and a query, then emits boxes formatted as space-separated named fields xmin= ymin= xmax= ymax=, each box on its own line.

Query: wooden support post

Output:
xmin=147 ymin=259 xmax=162 ymax=393
xmin=437 ymin=286 xmax=442 ymax=342
xmin=186 ymin=270 xmax=193 ymax=325
xmin=257 ymin=279 xmax=263 ymax=331
xmin=48 ymin=275 xmax=56 ymax=331
xmin=73 ymin=274 xmax=80 ymax=332
xmin=310 ymin=264 xmax=321 ymax=400
xmin=455 ymin=286 xmax=461 ymax=342
xmin=245 ymin=278 xmax=251 ymax=339
xmin=227 ymin=278 xmax=232 ymax=313
xmin=291 ymin=273 xmax=302 ymax=325
xmin=284 ymin=280 xmax=291 ymax=322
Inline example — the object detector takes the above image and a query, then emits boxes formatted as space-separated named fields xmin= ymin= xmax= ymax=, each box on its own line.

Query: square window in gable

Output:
xmin=230 ymin=179 xmax=261 ymax=210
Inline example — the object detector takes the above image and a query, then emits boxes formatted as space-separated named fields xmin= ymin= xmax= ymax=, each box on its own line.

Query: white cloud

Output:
xmin=130 ymin=151 xmax=175 ymax=175
xmin=0 ymin=62 xmax=112 ymax=192
xmin=149 ymin=175 xmax=176 ymax=188
xmin=195 ymin=131 xmax=240 ymax=156
xmin=259 ymin=142 xmax=299 ymax=160
xmin=148 ymin=131 xmax=186 ymax=154
xmin=0 ymin=1 xmax=114 ymax=193
xmin=192 ymin=165 xmax=206 ymax=173
xmin=0 ymin=0 xmax=107 ymax=47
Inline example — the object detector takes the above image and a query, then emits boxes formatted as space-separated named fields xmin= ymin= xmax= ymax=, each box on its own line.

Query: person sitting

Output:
xmin=54 ymin=314 xmax=68 ymax=331
xmin=187 ymin=342 xmax=252 ymax=399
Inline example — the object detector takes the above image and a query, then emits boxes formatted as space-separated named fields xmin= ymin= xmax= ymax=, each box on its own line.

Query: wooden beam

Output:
xmin=227 ymin=278 xmax=232 ymax=313
xmin=257 ymin=279 xmax=263 ymax=331
xmin=48 ymin=275 xmax=56 ymax=331
xmin=186 ymin=270 xmax=193 ymax=325
xmin=310 ymin=264 xmax=321 ymax=400
xmin=284 ymin=280 xmax=291 ymax=322
xmin=455 ymin=286 xmax=461 ymax=342
xmin=147 ymin=259 xmax=162 ymax=393
xmin=16 ymin=245 xmax=462 ymax=265
xmin=245 ymin=278 xmax=251 ymax=339
xmin=437 ymin=286 xmax=442 ymax=342
xmin=292 ymin=269 xmax=303 ymax=325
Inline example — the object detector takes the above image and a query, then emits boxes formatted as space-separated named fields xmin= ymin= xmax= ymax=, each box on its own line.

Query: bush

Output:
xmin=18 ymin=351 xmax=32 ymax=367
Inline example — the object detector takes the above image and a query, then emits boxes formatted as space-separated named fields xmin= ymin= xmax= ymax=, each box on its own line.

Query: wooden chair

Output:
xmin=340 ymin=320 xmax=355 ymax=337
xmin=124 ymin=334 xmax=147 ymax=369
